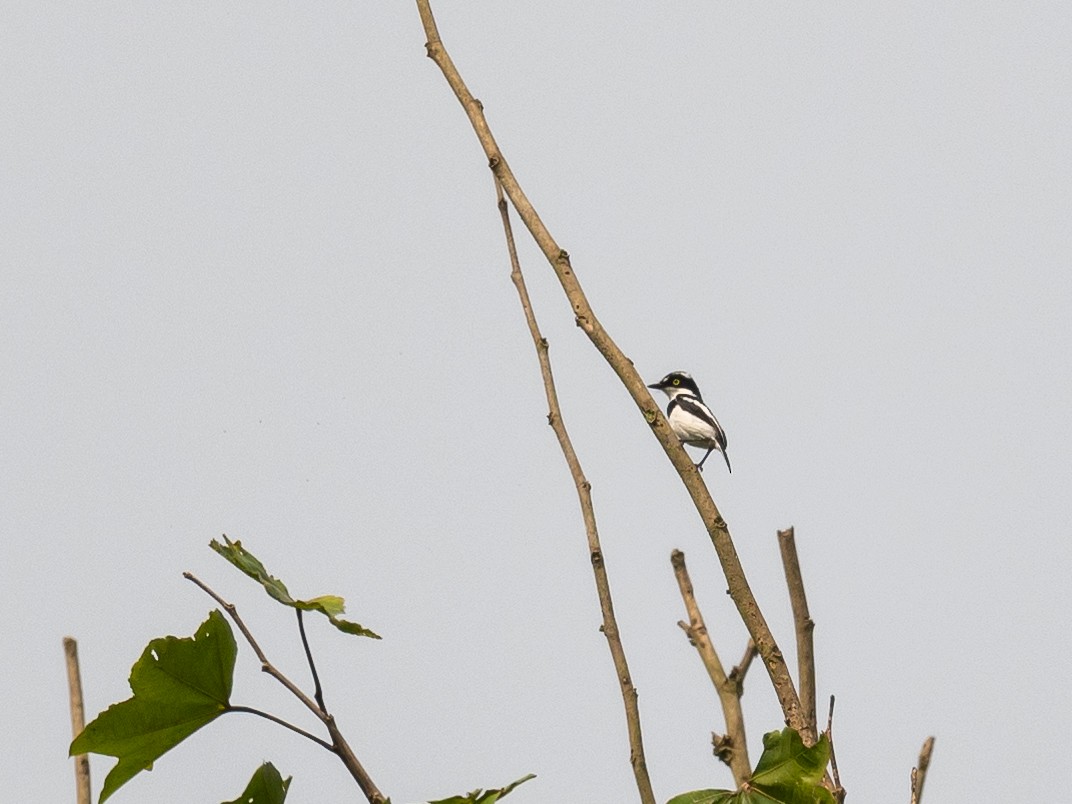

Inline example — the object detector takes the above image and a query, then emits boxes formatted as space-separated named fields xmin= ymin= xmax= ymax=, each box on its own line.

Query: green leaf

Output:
xmin=750 ymin=727 xmax=831 ymax=793
xmin=667 ymin=728 xmax=835 ymax=804
xmin=428 ymin=773 xmax=537 ymax=803
xmin=666 ymin=792 xmax=734 ymax=804
xmin=69 ymin=610 xmax=236 ymax=802
xmin=222 ymin=762 xmax=292 ymax=804
xmin=210 ymin=535 xmax=381 ymax=639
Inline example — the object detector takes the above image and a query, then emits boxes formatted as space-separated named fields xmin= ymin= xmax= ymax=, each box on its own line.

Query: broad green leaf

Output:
xmin=667 ymin=728 xmax=835 ymax=804
xmin=750 ymin=727 xmax=831 ymax=793
xmin=222 ymin=762 xmax=292 ymax=804
xmin=428 ymin=773 xmax=537 ymax=803
xmin=70 ymin=610 xmax=236 ymax=802
xmin=210 ymin=535 xmax=380 ymax=638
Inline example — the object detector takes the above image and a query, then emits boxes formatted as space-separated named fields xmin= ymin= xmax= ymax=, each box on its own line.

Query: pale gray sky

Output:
xmin=3 ymin=2 xmax=1070 ymax=803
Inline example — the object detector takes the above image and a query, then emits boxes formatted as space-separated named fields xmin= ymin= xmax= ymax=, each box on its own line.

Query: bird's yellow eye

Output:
xmin=672 ymin=378 xmax=680 ymax=386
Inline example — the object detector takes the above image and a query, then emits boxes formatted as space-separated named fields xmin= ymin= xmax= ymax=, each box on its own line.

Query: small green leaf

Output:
xmin=70 ymin=610 xmax=236 ymax=802
xmin=222 ymin=762 xmax=292 ymax=804
xmin=667 ymin=728 xmax=835 ymax=804
xmin=428 ymin=773 xmax=537 ymax=803
xmin=210 ymin=536 xmax=381 ymax=638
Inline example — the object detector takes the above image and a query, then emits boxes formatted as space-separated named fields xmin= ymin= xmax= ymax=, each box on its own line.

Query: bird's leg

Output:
xmin=695 ymin=449 xmax=713 ymax=472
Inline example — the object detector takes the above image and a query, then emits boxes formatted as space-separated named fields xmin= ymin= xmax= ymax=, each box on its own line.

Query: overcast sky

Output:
xmin=3 ymin=2 xmax=1070 ymax=803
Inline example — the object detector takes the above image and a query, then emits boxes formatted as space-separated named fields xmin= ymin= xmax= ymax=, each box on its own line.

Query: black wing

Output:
xmin=672 ymin=395 xmax=728 ymax=452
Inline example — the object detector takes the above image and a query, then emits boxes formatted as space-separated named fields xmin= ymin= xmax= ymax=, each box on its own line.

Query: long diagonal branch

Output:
xmin=414 ymin=0 xmax=809 ymax=742
xmin=671 ymin=550 xmax=751 ymax=785
xmin=494 ymin=178 xmax=655 ymax=804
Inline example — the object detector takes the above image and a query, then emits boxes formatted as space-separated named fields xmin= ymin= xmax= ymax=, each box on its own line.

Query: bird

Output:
xmin=647 ymin=371 xmax=731 ymax=473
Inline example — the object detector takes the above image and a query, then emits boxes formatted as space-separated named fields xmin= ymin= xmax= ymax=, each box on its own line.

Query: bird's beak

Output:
xmin=646 ymin=383 xmax=659 ymax=390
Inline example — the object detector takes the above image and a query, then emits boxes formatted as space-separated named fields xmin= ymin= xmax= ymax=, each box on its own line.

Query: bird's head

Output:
xmin=647 ymin=371 xmax=702 ymax=399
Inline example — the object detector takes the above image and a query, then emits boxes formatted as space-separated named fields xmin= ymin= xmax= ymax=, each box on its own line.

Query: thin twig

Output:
xmin=728 ymin=640 xmax=757 ymax=694
xmin=183 ymin=572 xmax=388 ymax=804
xmin=826 ymin=696 xmax=845 ymax=803
xmin=777 ymin=527 xmax=817 ymax=734
xmin=63 ymin=637 xmax=92 ymax=804
xmin=297 ymin=610 xmax=327 ymax=713
xmin=671 ymin=550 xmax=750 ymax=785
xmin=910 ymin=736 xmax=935 ymax=804
xmin=493 ymin=177 xmax=655 ymax=804
xmin=414 ymin=0 xmax=810 ymax=742
xmin=228 ymin=705 xmax=335 ymax=751
xmin=183 ymin=572 xmax=324 ymax=720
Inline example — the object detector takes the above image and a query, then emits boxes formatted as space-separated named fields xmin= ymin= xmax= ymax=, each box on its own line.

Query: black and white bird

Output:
xmin=648 ymin=371 xmax=731 ymax=473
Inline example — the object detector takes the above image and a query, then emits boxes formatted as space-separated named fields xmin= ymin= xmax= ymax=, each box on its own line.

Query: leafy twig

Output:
xmin=183 ymin=572 xmax=388 ymax=804
xmin=671 ymin=550 xmax=750 ymax=785
xmin=183 ymin=573 xmax=323 ymax=719
xmin=493 ymin=177 xmax=655 ymax=804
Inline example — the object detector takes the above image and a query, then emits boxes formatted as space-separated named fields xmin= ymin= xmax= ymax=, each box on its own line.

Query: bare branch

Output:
xmin=671 ymin=550 xmax=751 ymax=785
xmin=183 ymin=572 xmax=388 ymax=804
xmin=826 ymin=696 xmax=845 ymax=803
xmin=777 ymin=527 xmax=817 ymax=734
xmin=910 ymin=736 xmax=936 ymax=804
xmin=494 ymin=178 xmax=655 ymax=804
xmin=63 ymin=637 xmax=92 ymax=804
xmin=413 ymin=0 xmax=809 ymax=742
xmin=728 ymin=640 xmax=757 ymax=694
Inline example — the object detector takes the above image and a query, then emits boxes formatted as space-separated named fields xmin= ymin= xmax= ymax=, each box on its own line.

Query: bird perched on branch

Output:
xmin=647 ymin=371 xmax=731 ymax=473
